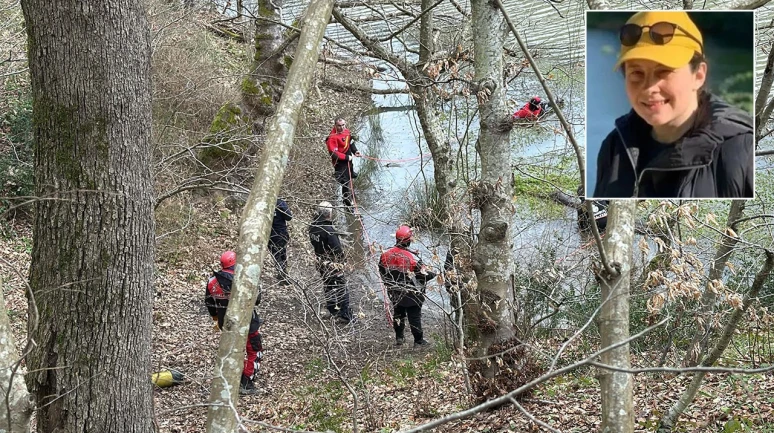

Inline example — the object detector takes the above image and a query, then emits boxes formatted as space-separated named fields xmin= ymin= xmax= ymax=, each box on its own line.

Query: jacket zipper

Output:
xmin=615 ymin=126 xmax=714 ymax=197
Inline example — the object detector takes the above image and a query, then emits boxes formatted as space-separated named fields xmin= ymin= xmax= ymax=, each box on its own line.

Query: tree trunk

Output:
xmin=205 ymin=1 xmax=334 ymax=431
xmin=21 ymin=0 xmax=155 ymax=431
xmin=418 ymin=0 xmax=434 ymax=65
xmin=243 ymin=0 xmax=286 ymax=119
xmin=683 ymin=200 xmax=745 ymax=366
xmin=469 ymin=0 xmax=514 ymax=373
xmin=0 ymin=282 xmax=32 ymax=433
xmin=658 ymin=250 xmax=774 ymax=432
xmin=754 ymin=44 xmax=774 ymax=143
xmin=598 ymin=200 xmax=636 ymax=433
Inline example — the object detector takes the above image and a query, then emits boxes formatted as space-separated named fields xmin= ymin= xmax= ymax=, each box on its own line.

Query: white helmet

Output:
xmin=317 ymin=201 xmax=333 ymax=219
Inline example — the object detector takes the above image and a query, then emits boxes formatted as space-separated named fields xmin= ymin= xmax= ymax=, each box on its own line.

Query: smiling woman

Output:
xmin=587 ymin=10 xmax=754 ymax=199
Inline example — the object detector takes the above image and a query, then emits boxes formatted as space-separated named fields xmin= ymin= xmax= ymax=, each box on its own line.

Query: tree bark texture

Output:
xmin=598 ymin=200 xmax=636 ymax=433
xmin=469 ymin=0 xmax=514 ymax=371
xmin=755 ymin=44 xmax=774 ymax=143
xmin=21 ymin=0 xmax=155 ymax=432
xmin=0 ymin=282 xmax=32 ymax=433
xmin=683 ymin=200 xmax=745 ymax=367
xmin=243 ymin=0 xmax=286 ymax=118
xmin=418 ymin=0 xmax=434 ymax=65
xmin=658 ymin=250 xmax=774 ymax=432
xmin=205 ymin=1 xmax=334 ymax=431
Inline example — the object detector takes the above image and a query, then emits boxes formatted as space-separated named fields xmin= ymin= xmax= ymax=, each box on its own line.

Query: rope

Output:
xmin=360 ymin=152 xmax=432 ymax=164
xmin=346 ymin=159 xmax=394 ymax=328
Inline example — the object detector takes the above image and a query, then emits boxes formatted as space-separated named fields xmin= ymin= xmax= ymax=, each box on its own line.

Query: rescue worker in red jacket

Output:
xmin=513 ymin=96 xmax=543 ymax=119
xmin=204 ymin=251 xmax=264 ymax=395
xmin=326 ymin=118 xmax=361 ymax=208
xmin=379 ymin=226 xmax=436 ymax=347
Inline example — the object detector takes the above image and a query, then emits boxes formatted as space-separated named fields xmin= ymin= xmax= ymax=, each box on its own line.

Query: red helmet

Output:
xmin=220 ymin=251 xmax=236 ymax=268
xmin=395 ymin=225 xmax=413 ymax=242
xmin=531 ymin=96 xmax=541 ymax=103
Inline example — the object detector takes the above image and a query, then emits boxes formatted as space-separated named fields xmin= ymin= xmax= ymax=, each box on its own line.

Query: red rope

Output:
xmin=346 ymin=161 xmax=393 ymax=328
xmin=360 ymin=152 xmax=432 ymax=164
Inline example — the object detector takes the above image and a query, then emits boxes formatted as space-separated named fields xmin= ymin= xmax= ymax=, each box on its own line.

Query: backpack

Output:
xmin=209 ymin=270 xmax=233 ymax=298
xmin=211 ymin=270 xmax=262 ymax=305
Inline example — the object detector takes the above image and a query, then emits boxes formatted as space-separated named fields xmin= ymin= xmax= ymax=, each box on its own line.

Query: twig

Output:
xmin=589 ymin=361 xmax=774 ymax=375
xmin=376 ymin=0 xmax=445 ymax=42
xmin=398 ymin=318 xmax=669 ymax=432
xmin=509 ymin=396 xmax=562 ymax=433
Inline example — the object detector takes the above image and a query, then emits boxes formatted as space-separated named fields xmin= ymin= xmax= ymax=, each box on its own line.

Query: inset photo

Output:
xmin=586 ymin=10 xmax=754 ymax=199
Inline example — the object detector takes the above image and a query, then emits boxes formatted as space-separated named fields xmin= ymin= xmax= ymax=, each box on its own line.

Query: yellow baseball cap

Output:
xmin=614 ymin=11 xmax=703 ymax=70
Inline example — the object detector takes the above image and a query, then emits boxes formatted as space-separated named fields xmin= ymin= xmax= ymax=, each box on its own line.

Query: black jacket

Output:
xmin=593 ymin=93 xmax=753 ymax=199
xmin=270 ymin=198 xmax=292 ymax=240
xmin=309 ymin=214 xmax=344 ymax=259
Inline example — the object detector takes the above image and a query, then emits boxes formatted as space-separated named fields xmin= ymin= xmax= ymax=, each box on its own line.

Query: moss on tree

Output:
xmin=200 ymin=102 xmax=249 ymax=165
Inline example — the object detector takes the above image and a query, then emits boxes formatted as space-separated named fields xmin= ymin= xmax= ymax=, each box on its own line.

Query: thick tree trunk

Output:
xmin=658 ymin=251 xmax=774 ymax=432
xmin=469 ymin=0 xmax=514 ymax=372
xmin=597 ymin=200 xmax=636 ymax=433
xmin=20 ymin=0 xmax=155 ymax=432
xmin=243 ymin=0 xmax=286 ymax=119
xmin=683 ymin=200 xmax=745 ymax=366
xmin=205 ymin=1 xmax=334 ymax=431
xmin=0 ymin=283 xmax=32 ymax=433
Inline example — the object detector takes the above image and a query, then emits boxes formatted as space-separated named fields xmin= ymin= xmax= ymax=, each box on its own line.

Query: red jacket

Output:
xmin=513 ymin=102 xmax=542 ymax=119
xmin=378 ymin=245 xmax=436 ymax=307
xmin=326 ymin=127 xmax=356 ymax=165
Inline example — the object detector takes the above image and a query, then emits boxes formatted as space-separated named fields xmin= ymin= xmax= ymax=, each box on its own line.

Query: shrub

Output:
xmin=467 ymin=337 xmax=545 ymax=404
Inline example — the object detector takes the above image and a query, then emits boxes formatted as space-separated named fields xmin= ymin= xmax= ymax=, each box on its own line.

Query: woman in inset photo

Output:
xmin=590 ymin=10 xmax=754 ymax=199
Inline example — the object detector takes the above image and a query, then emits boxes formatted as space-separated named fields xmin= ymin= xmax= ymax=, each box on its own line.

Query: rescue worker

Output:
xmin=513 ymin=96 xmax=543 ymax=119
xmin=326 ymin=118 xmax=361 ymax=208
xmin=204 ymin=251 xmax=264 ymax=395
xmin=379 ymin=225 xmax=436 ymax=347
xmin=308 ymin=201 xmax=353 ymax=323
xmin=269 ymin=198 xmax=293 ymax=285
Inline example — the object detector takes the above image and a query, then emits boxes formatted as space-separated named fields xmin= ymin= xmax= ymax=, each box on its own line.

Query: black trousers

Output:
xmin=334 ymin=166 xmax=356 ymax=208
xmin=268 ymin=235 xmax=288 ymax=276
xmin=393 ymin=304 xmax=423 ymax=342
xmin=321 ymin=272 xmax=352 ymax=320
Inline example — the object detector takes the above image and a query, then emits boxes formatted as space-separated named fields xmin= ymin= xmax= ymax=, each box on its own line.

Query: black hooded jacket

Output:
xmin=308 ymin=215 xmax=344 ymax=262
xmin=593 ymin=93 xmax=754 ymax=199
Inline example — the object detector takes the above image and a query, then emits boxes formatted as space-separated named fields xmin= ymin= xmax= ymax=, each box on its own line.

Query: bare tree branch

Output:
xmin=727 ymin=0 xmax=773 ymax=8
xmin=397 ymin=318 xmax=669 ymax=433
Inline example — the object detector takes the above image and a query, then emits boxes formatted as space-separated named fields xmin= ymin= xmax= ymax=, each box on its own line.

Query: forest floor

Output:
xmin=2 ymin=26 xmax=774 ymax=433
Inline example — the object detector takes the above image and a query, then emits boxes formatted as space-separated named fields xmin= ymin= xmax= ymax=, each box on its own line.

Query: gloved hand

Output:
xmin=212 ymin=317 xmax=221 ymax=331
